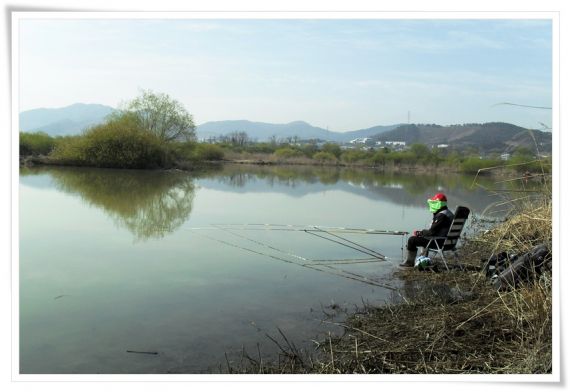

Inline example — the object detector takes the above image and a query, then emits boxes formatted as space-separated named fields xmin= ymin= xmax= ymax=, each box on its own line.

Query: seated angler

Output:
xmin=400 ymin=193 xmax=455 ymax=268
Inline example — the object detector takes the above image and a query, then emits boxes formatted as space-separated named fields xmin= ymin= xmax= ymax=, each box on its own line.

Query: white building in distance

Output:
xmin=350 ymin=137 xmax=370 ymax=144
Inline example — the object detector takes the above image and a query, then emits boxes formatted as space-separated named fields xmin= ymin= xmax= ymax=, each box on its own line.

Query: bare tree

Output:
xmin=228 ymin=131 xmax=249 ymax=146
xmin=121 ymin=90 xmax=196 ymax=142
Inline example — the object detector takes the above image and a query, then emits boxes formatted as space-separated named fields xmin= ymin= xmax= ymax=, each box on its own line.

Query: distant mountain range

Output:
xmin=19 ymin=103 xmax=115 ymax=136
xmin=18 ymin=103 xmax=401 ymax=141
xmin=374 ymin=123 xmax=551 ymax=154
xmin=197 ymin=120 xmax=399 ymax=142
xmin=19 ymin=103 xmax=551 ymax=153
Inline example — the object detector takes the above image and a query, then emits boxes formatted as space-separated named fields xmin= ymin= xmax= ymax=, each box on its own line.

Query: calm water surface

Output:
xmin=19 ymin=164 xmax=512 ymax=373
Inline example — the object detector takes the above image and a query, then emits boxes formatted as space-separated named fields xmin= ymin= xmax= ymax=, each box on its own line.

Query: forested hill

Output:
xmin=374 ymin=123 xmax=551 ymax=153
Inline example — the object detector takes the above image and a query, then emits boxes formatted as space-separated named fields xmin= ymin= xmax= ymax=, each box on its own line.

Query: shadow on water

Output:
xmin=21 ymin=166 xmax=198 ymax=241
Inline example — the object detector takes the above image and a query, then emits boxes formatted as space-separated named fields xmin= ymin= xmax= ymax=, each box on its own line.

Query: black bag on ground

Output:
xmin=483 ymin=251 xmax=517 ymax=277
xmin=492 ymin=244 xmax=550 ymax=290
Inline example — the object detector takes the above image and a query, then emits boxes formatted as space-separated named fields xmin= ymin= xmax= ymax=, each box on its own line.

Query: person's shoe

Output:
xmin=399 ymin=250 xmax=417 ymax=268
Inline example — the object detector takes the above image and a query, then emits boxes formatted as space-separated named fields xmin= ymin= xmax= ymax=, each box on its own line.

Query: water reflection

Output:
xmin=18 ymin=164 xmax=549 ymax=374
xmin=21 ymin=166 xmax=196 ymax=241
xmin=196 ymin=164 xmax=527 ymax=217
xmin=20 ymin=164 xmax=542 ymax=241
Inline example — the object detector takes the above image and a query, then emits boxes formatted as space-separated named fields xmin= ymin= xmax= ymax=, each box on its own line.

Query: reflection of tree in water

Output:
xmin=197 ymin=164 xmax=525 ymax=217
xmin=204 ymin=164 xmax=483 ymax=195
xmin=206 ymin=164 xmax=342 ymax=188
xmin=46 ymin=167 xmax=196 ymax=240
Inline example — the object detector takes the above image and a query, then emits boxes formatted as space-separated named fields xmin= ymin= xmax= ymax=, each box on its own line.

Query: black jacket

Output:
xmin=420 ymin=206 xmax=455 ymax=238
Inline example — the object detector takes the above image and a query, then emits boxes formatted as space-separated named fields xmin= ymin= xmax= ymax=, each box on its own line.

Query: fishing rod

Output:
xmin=316 ymin=263 xmax=394 ymax=287
xmin=306 ymin=260 xmax=384 ymax=266
xmin=304 ymin=229 xmax=386 ymax=261
xmin=213 ymin=225 xmax=386 ymax=266
xmin=211 ymin=223 xmax=404 ymax=260
xmin=209 ymin=223 xmax=409 ymax=236
xmin=193 ymin=230 xmax=397 ymax=291
xmin=311 ymin=226 xmax=387 ymax=260
xmin=211 ymin=224 xmax=312 ymax=263
xmin=309 ymin=256 xmax=381 ymax=264
xmin=182 ymin=227 xmax=390 ymax=264
xmin=216 ymin=223 xmax=386 ymax=259
xmin=183 ymin=224 xmax=407 ymax=261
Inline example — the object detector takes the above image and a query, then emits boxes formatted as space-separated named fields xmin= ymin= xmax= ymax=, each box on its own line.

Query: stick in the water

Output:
xmin=126 ymin=350 xmax=159 ymax=355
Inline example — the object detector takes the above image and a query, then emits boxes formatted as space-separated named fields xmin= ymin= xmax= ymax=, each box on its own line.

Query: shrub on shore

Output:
xmin=459 ymin=156 xmax=503 ymax=173
xmin=20 ymin=131 xmax=57 ymax=156
xmin=340 ymin=149 xmax=371 ymax=164
xmin=193 ymin=143 xmax=225 ymax=161
xmin=313 ymin=151 xmax=337 ymax=163
xmin=51 ymin=114 xmax=168 ymax=169
xmin=274 ymin=147 xmax=303 ymax=160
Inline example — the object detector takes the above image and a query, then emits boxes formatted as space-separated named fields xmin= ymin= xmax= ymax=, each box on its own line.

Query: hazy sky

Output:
xmin=19 ymin=18 xmax=552 ymax=131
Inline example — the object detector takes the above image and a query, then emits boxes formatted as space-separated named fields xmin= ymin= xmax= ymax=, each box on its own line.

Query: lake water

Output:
xmin=19 ymin=164 xmax=515 ymax=374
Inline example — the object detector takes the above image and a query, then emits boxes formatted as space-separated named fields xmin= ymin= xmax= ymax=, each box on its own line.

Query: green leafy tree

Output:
xmin=300 ymin=143 xmax=318 ymax=158
xmin=274 ymin=147 xmax=302 ymax=159
xmin=313 ymin=151 xmax=337 ymax=163
xmin=50 ymin=113 xmax=167 ymax=168
xmin=513 ymin=146 xmax=534 ymax=159
xmin=341 ymin=149 xmax=371 ymax=164
xmin=120 ymin=90 xmax=196 ymax=142
xmin=409 ymin=143 xmax=430 ymax=157
xmin=321 ymin=143 xmax=342 ymax=158
xmin=371 ymin=150 xmax=389 ymax=166
xmin=194 ymin=144 xmax=225 ymax=161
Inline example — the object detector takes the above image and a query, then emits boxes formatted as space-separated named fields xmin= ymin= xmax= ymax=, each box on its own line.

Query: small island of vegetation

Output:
xmin=20 ymin=90 xmax=224 ymax=169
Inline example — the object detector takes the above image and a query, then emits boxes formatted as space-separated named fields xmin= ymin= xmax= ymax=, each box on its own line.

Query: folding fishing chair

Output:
xmin=423 ymin=206 xmax=471 ymax=270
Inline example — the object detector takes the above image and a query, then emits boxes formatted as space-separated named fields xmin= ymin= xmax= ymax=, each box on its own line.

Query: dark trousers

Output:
xmin=407 ymin=236 xmax=430 ymax=252
xmin=407 ymin=236 xmax=444 ymax=252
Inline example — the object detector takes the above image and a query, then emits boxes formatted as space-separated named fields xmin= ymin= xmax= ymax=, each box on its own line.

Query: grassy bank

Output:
xmin=19 ymin=130 xmax=224 ymax=170
xmin=225 ymin=196 xmax=552 ymax=374
xmin=218 ymin=143 xmax=550 ymax=174
xmin=20 ymin=129 xmax=550 ymax=175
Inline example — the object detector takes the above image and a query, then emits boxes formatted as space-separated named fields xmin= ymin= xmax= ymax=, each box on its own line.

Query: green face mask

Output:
xmin=428 ymin=199 xmax=446 ymax=213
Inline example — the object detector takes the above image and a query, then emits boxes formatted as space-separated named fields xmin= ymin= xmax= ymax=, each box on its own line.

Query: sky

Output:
xmin=18 ymin=18 xmax=553 ymax=131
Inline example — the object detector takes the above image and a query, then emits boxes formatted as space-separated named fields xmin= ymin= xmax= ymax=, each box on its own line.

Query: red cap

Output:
xmin=430 ymin=193 xmax=447 ymax=202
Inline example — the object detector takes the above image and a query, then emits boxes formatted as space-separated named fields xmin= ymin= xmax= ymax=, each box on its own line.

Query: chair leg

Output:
xmin=434 ymin=246 xmax=449 ymax=271
xmin=440 ymin=251 xmax=449 ymax=271
xmin=427 ymin=245 xmax=450 ymax=271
